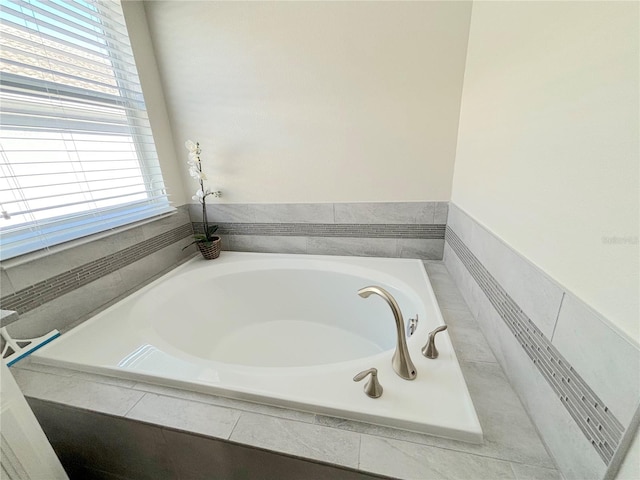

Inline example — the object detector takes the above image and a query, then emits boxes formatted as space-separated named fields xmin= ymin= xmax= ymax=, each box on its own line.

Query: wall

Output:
xmin=445 ymin=206 xmax=639 ymax=480
xmin=451 ymin=1 xmax=639 ymax=340
xmin=445 ymin=2 xmax=639 ymax=479
xmin=192 ymin=201 xmax=448 ymax=260
xmin=143 ymin=1 xmax=472 ymax=204
xmin=121 ymin=1 xmax=186 ymax=206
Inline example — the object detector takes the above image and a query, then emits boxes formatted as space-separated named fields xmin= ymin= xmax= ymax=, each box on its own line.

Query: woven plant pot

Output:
xmin=197 ymin=237 xmax=221 ymax=260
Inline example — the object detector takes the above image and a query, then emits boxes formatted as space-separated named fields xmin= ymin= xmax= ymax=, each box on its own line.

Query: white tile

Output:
xmin=126 ymin=393 xmax=240 ymax=439
xmin=443 ymin=309 xmax=497 ymax=364
xmin=434 ymin=202 xmax=449 ymax=224
xmin=473 ymin=282 xmax=509 ymax=367
xmin=199 ymin=203 xmax=252 ymax=223
xmin=334 ymin=202 xmax=435 ymax=224
xmin=12 ymin=368 xmax=144 ymax=416
xmin=10 ymin=359 xmax=75 ymax=377
xmin=140 ymin=209 xmax=191 ymax=240
xmin=230 ymin=412 xmax=360 ymax=468
xmin=447 ymin=204 xmax=564 ymax=338
xmin=229 ymin=235 xmax=308 ymax=254
xmin=359 ymin=435 xmax=515 ymax=480
xmin=442 ymin=243 xmax=605 ymax=477
xmin=6 ymin=271 xmax=127 ymax=338
xmin=72 ymin=371 xmax=138 ymax=389
xmin=496 ymin=313 xmax=608 ymax=480
xmin=317 ymin=361 xmax=554 ymax=468
xmin=459 ymin=362 xmax=555 ymax=468
xmin=396 ymin=238 xmax=444 ymax=260
xmin=0 ymin=269 xmax=15 ymax=296
xmin=132 ymin=382 xmax=315 ymax=422
xmin=442 ymin=243 xmax=481 ymax=312
xmin=247 ymin=203 xmax=334 ymax=223
xmin=119 ymin=242 xmax=191 ymax=292
xmin=307 ymin=237 xmax=397 ymax=257
xmin=3 ymin=227 xmax=145 ymax=291
xmin=552 ymin=292 xmax=640 ymax=428
xmin=423 ymin=260 xmax=450 ymax=277
xmin=510 ymin=463 xmax=563 ymax=480
xmin=446 ymin=203 xmax=473 ymax=245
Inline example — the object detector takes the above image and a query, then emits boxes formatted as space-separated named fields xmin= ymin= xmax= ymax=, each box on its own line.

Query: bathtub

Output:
xmin=31 ymin=252 xmax=483 ymax=443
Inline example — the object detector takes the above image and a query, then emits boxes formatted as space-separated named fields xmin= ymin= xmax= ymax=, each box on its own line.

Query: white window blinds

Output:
xmin=0 ymin=0 xmax=173 ymax=261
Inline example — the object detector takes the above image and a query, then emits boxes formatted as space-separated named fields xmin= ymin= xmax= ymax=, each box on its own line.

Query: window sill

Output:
xmin=0 ymin=208 xmax=178 ymax=270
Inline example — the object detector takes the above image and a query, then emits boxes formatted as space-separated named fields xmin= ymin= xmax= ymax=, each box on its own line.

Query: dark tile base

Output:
xmin=29 ymin=398 xmax=391 ymax=480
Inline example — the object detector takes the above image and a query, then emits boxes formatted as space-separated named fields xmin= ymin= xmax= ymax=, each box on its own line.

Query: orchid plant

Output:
xmin=184 ymin=140 xmax=221 ymax=246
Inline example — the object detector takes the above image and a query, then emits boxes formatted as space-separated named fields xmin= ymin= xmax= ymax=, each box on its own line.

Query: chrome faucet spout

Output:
xmin=358 ymin=286 xmax=417 ymax=380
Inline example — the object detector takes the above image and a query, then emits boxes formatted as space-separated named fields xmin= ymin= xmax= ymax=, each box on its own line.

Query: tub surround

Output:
xmin=10 ymin=261 xmax=561 ymax=480
xmin=0 ymin=206 xmax=196 ymax=340
xmin=444 ymin=203 xmax=640 ymax=480
xmin=189 ymin=201 xmax=447 ymax=260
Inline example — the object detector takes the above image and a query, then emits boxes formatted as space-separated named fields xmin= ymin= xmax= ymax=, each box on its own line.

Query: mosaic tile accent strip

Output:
xmin=194 ymin=222 xmax=445 ymax=239
xmin=445 ymin=227 xmax=625 ymax=465
xmin=0 ymin=224 xmax=193 ymax=315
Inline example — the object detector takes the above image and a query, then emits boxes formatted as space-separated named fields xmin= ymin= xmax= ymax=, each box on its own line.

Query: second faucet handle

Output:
xmin=353 ymin=368 xmax=383 ymax=398
xmin=421 ymin=325 xmax=448 ymax=359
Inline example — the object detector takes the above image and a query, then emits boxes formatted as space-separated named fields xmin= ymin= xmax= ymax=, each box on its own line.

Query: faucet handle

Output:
xmin=421 ymin=325 xmax=448 ymax=359
xmin=353 ymin=368 xmax=383 ymax=398
xmin=407 ymin=314 xmax=419 ymax=337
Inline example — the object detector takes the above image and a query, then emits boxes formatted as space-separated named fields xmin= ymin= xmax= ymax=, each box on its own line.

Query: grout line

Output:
xmin=550 ymin=292 xmax=565 ymax=343
xmin=228 ymin=410 xmax=243 ymax=440
xmin=123 ymin=391 xmax=147 ymax=417
xmin=460 ymin=359 xmax=500 ymax=366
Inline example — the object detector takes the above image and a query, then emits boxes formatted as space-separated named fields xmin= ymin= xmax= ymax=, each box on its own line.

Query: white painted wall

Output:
xmin=451 ymin=2 xmax=639 ymax=340
xmin=122 ymin=1 xmax=186 ymax=207
xmin=142 ymin=1 xmax=471 ymax=204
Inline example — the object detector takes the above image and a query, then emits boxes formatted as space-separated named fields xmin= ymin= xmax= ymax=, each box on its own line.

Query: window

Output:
xmin=0 ymin=0 xmax=172 ymax=261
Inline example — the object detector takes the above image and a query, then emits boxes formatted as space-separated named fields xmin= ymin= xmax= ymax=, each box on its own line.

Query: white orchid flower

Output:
xmin=191 ymin=187 xmax=213 ymax=203
xmin=188 ymin=166 xmax=200 ymax=179
xmin=185 ymin=140 xmax=198 ymax=152
xmin=192 ymin=188 xmax=205 ymax=202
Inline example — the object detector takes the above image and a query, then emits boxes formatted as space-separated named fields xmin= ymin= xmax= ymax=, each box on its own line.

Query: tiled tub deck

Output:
xmin=10 ymin=262 xmax=562 ymax=480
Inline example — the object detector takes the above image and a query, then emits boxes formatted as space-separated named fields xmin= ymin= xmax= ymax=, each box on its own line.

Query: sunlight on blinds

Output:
xmin=0 ymin=0 xmax=173 ymax=260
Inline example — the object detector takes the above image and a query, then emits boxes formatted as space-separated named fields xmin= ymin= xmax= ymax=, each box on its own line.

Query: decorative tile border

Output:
xmin=0 ymin=224 xmax=193 ymax=315
xmin=446 ymin=227 xmax=625 ymax=465
xmin=195 ymin=222 xmax=445 ymax=239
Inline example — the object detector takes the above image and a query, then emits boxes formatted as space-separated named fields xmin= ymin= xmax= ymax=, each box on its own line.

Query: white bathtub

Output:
xmin=32 ymin=252 xmax=483 ymax=443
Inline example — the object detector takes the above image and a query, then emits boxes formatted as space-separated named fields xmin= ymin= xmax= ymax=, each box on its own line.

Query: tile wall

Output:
xmin=443 ymin=203 xmax=640 ymax=480
xmin=0 ymin=202 xmax=445 ymax=341
xmin=0 ymin=206 xmax=195 ymax=339
xmin=190 ymin=202 xmax=447 ymax=260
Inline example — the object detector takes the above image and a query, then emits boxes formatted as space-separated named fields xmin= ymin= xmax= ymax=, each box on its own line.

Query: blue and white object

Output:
xmin=1 ymin=327 xmax=60 ymax=367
